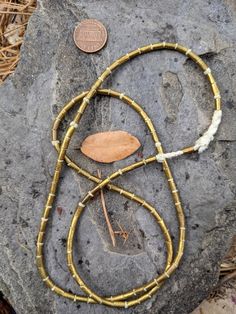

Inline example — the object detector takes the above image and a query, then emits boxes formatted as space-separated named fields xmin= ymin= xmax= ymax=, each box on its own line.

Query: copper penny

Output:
xmin=74 ymin=19 xmax=107 ymax=53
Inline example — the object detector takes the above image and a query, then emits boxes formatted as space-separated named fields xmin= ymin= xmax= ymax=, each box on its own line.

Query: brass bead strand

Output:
xmin=36 ymin=43 xmax=221 ymax=308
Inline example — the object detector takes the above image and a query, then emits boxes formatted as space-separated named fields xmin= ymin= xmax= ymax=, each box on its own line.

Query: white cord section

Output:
xmin=51 ymin=140 xmax=59 ymax=146
xmin=155 ymin=110 xmax=222 ymax=162
xmin=194 ymin=110 xmax=222 ymax=153
xmin=156 ymin=150 xmax=183 ymax=162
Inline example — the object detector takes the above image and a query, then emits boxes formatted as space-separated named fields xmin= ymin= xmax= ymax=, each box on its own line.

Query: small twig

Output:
xmin=114 ymin=222 xmax=130 ymax=245
xmin=97 ymin=169 xmax=116 ymax=247
xmin=220 ymin=264 xmax=236 ymax=272
xmin=0 ymin=40 xmax=23 ymax=52
xmin=216 ymin=269 xmax=236 ymax=288
xmin=0 ymin=11 xmax=33 ymax=16
xmin=0 ymin=55 xmax=18 ymax=60
xmin=1 ymin=3 xmax=35 ymax=10
xmin=0 ymin=70 xmax=14 ymax=77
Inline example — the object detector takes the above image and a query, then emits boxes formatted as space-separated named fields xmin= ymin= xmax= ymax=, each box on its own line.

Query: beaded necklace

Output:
xmin=36 ymin=42 xmax=222 ymax=308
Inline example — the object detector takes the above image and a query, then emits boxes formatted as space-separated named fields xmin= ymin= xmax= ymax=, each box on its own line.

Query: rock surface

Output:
xmin=0 ymin=0 xmax=236 ymax=313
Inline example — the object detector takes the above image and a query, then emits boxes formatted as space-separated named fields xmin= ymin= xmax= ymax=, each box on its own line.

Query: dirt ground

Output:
xmin=192 ymin=285 xmax=236 ymax=314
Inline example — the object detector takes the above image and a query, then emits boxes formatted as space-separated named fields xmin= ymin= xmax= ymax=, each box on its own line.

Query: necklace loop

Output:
xmin=36 ymin=42 xmax=222 ymax=308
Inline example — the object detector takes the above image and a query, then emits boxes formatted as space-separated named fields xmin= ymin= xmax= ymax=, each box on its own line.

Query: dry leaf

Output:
xmin=81 ymin=130 xmax=141 ymax=163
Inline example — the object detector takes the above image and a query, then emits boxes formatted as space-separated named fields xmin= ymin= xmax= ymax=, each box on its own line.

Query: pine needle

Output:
xmin=0 ymin=0 xmax=36 ymax=84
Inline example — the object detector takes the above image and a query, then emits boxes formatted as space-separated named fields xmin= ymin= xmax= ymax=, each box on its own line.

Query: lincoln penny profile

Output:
xmin=73 ymin=19 xmax=108 ymax=53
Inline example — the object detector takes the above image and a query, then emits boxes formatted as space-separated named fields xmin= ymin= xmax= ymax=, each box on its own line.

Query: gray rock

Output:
xmin=0 ymin=0 xmax=236 ymax=313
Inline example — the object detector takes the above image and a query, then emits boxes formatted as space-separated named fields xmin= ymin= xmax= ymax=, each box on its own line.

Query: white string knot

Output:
xmin=185 ymin=49 xmax=191 ymax=55
xmin=51 ymin=140 xmax=59 ymax=146
xmin=194 ymin=110 xmax=222 ymax=153
xmin=156 ymin=150 xmax=183 ymax=162
xmin=204 ymin=67 xmax=211 ymax=75
xmin=70 ymin=121 xmax=78 ymax=128
xmin=155 ymin=141 xmax=162 ymax=148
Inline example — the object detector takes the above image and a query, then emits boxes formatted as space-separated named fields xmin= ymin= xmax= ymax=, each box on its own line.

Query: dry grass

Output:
xmin=215 ymin=236 xmax=236 ymax=295
xmin=0 ymin=0 xmax=36 ymax=84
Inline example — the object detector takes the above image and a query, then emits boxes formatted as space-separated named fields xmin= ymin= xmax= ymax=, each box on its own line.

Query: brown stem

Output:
xmin=97 ymin=170 xmax=116 ymax=247
xmin=217 ymin=269 xmax=236 ymax=288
